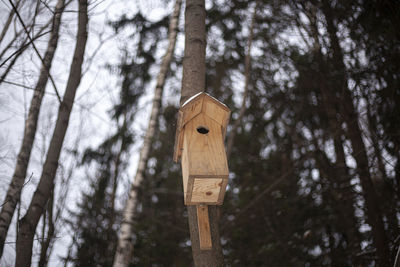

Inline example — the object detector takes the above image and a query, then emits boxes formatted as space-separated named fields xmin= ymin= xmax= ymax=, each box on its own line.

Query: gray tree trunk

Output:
xmin=15 ymin=0 xmax=88 ymax=265
xmin=38 ymin=191 xmax=54 ymax=267
xmin=321 ymin=2 xmax=390 ymax=265
xmin=0 ymin=0 xmax=21 ymax=45
xmin=0 ymin=0 xmax=65 ymax=258
xmin=112 ymin=1 xmax=182 ymax=266
xmin=180 ymin=0 xmax=224 ymax=266
xmin=226 ymin=2 xmax=258 ymax=158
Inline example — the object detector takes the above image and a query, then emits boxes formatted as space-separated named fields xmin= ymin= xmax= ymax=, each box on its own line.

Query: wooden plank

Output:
xmin=217 ymin=178 xmax=229 ymax=205
xmin=186 ymin=200 xmax=224 ymax=205
xmin=189 ymin=175 xmax=229 ymax=179
xmin=181 ymin=135 xmax=189 ymax=203
xmin=173 ymin=110 xmax=184 ymax=162
xmin=173 ymin=93 xmax=231 ymax=162
xmin=196 ymin=205 xmax=212 ymax=250
xmin=191 ymin=178 xmax=222 ymax=203
xmin=181 ymin=94 xmax=204 ymax=128
xmin=184 ymin=114 xmax=229 ymax=176
xmin=203 ymin=96 xmax=230 ymax=128
xmin=186 ymin=174 xmax=194 ymax=205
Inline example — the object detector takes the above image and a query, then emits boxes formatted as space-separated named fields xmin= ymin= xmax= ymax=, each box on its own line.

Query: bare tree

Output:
xmin=0 ymin=0 xmax=66 ymax=258
xmin=0 ymin=14 xmax=53 ymax=84
xmin=113 ymin=1 xmax=182 ymax=266
xmin=179 ymin=0 xmax=224 ymax=266
xmin=15 ymin=0 xmax=88 ymax=265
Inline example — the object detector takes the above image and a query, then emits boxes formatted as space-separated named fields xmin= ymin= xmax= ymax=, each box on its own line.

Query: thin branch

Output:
xmin=0 ymin=0 xmax=22 ymax=45
xmin=0 ymin=173 xmax=33 ymax=208
xmin=2 ymin=79 xmax=114 ymax=127
xmin=7 ymin=0 xmax=62 ymax=103
xmin=394 ymin=239 xmax=400 ymax=267
xmin=0 ymin=30 xmax=51 ymax=69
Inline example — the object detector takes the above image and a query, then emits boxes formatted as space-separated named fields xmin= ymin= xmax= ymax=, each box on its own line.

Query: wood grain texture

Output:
xmin=173 ymin=92 xmax=230 ymax=162
xmin=185 ymin=114 xmax=228 ymax=176
xmin=203 ymin=96 xmax=230 ymax=127
xmin=180 ymin=113 xmax=229 ymax=205
xmin=191 ymin=178 xmax=222 ymax=203
xmin=182 ymin=134 xmax=189 ymax=200
xmin=196 ymin=205 xmax=212 ymax=250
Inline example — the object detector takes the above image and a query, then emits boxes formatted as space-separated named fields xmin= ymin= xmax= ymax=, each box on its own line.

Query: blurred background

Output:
xmin=0 ymin=0 xmax=399 ymax=266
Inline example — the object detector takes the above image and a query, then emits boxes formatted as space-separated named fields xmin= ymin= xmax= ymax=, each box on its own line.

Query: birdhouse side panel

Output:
xmin=181 ymin=136 xmax=190 ymax=204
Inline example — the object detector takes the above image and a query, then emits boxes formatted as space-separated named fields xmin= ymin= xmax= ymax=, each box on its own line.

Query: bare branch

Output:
xmin=7 ymin=0 xmax=62 ymax=103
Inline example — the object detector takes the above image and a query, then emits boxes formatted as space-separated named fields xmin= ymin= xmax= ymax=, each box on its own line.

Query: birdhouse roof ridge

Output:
xmin=182 ymin=92 xmax=228 ymax=109
xmin=180 ymin=92 xmax=230 ymax=127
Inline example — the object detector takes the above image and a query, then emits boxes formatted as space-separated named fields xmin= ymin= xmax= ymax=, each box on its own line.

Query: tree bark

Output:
xmin=15 ymin=0 xmax=88 ymax=265
xmin=112 ymin=1 xmax=182 ymax=266
xmin=321 ymin=2 xmax=390 ymax=265
xmin=0 ymin=0 xmax=65 ymax=258
xmin=38 ymin=190 xmax=54 ymax=267
xmin=180 ymin=0 xmax=224 ymax=266
xmin=180 ymin=0 xmax=206 ymax=106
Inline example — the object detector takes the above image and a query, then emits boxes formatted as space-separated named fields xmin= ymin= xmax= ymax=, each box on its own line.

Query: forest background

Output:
xmin=0 ymin=0 xmax=399 ymax=266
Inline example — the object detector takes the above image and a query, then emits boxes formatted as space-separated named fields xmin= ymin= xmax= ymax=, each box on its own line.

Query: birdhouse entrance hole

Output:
xmin=197 ymin=126 xmax=209 ymax=134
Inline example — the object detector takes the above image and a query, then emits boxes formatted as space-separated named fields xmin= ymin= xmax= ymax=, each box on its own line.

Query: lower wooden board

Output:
xmin=191 ymin=178 xmax=222 ymax=203
xmin=197 ymin=205 xmax=212 ymax=250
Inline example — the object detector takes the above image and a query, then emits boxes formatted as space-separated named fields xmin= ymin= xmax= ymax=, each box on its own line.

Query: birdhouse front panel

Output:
xmin=183 ymin=113 xmax=228 ymax=204
xmin=174 ymin=93 xmax=230 ymax=205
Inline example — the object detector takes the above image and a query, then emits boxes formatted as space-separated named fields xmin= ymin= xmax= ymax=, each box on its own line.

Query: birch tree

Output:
xmin=0 ymin=0 xmax=65 ymax=258
xmin=113 ymin=0 xmax=182 ymax=266
xmin=15 ymin=0 xmax=88 ymax=265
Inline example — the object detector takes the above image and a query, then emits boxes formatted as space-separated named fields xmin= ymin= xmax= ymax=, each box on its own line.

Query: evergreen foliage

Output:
xmin=69 ymin=0 xmax=400 ymax=265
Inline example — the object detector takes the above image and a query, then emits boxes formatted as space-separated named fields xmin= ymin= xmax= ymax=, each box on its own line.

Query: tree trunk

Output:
xmin=313 ymin=41 xmax=361 ymax=260
xmin=0 ymin=0 xmax=65 ymax=258
xmin=15 ymin=0 xmax=88 ymax=265
xmin=365 ymin=94 xmax=400 ymax=240
xmin=321 ymin=2 xmax=390 ymax=265
xmin=180 ymin=0 xmax=224 ymax=266
xmin=0 ymin=0 xmax=21 ymax=45
xmin=226 ymin=2 xmax=258 ymax=158
xmin=112 ymin=1 xmax=182 ymax=266
xmin=38 ymin=190 xmax=54 ymax=267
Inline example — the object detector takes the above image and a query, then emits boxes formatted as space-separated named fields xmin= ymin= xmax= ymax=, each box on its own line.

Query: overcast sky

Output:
xmin=0 ymin=0 xmax=181 ymax=265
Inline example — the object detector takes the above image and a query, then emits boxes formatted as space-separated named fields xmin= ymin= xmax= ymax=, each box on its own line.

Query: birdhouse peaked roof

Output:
xmin=173 ymin=92 xmax=231 ymax=162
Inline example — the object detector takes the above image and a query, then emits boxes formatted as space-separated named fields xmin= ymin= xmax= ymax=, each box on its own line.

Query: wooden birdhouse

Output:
xmin=174 ymin=92 xmax=230 ymax=205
